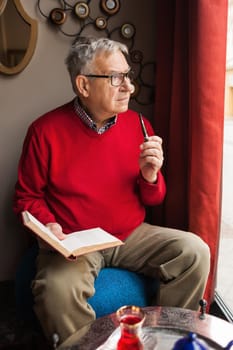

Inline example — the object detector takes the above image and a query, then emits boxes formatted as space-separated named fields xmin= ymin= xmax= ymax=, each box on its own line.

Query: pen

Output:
xmin=138 ymin=113 xmax=149 ymax=142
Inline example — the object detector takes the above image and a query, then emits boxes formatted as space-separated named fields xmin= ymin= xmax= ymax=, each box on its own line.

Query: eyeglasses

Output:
xmin=83 ymin=70 xmax=134 ymax=87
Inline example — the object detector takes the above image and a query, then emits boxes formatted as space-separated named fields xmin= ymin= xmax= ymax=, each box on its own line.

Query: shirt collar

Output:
xmin=73 ymin=97 xmax=117 ymax=134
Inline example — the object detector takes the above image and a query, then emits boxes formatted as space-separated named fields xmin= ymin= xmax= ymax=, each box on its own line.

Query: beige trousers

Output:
xmin=32 ymin=223 xmax=210 ymax=344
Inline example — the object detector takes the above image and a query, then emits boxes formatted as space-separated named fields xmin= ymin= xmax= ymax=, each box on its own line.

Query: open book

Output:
xmin=22 ymin=211 xmax=124 ymax=260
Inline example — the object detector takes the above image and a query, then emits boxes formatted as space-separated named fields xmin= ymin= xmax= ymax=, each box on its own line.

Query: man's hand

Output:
xmin=46 ymin=223 xmax=67 ymax=240
xmin=38 ymin=223 xmax=66 ymax=250
xmin=139 ymin=135 xmax=164 ymax=183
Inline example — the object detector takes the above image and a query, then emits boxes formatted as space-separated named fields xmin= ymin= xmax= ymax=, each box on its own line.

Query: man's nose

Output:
xmin=121 ymin=77 xmax=135 ymax=93
xmin=129 ymin=83 xmax=135 ymax=94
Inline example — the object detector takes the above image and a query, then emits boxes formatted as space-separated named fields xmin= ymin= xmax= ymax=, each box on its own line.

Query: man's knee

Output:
xmin=185 ymin=232 xmax=210 ymax=262
xmin=178 ymin=232 xmax=210 ymax=281
xmin=160 ymin=232 xmax=210 ymax=281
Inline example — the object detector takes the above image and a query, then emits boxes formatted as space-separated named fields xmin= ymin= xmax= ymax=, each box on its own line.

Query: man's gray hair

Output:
xmin=65 ymin=36 xmax=129 ymax=94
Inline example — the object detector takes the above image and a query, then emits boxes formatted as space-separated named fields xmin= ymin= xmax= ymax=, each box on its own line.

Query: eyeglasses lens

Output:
xmin=111 ymin=71 xmax=134 ymax=86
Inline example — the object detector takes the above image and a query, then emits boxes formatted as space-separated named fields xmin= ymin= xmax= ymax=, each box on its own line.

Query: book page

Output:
xmin=23 ymin=211 xmax=61 ymax=244
xmin=61 ymin=228 xmax=119 ymax=251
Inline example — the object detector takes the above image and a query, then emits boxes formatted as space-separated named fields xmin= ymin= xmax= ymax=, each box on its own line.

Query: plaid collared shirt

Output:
xmin=73 ymin=97 xmax=117 ymax=134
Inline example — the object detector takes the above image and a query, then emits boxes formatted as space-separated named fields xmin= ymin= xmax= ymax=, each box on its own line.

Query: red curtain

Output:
xmin=153 ymin=0 xmax=228 ymax=306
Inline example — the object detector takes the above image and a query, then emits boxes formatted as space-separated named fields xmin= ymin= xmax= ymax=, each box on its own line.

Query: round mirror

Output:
xmin=0 ymin=0 xmax=38 ymax=75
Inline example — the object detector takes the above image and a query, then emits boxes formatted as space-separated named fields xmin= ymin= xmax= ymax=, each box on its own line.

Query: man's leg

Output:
xmin=106 ymin=223 xmax=210 ymax=310
xmin=32 ymin=250 xmax=103 ymax=344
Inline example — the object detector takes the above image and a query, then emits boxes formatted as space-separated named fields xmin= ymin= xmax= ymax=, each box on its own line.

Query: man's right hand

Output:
xmin=38 ymin=222 xmax=66 ymax=251
xmin=46 ymin=223 xmax=67 ymax=240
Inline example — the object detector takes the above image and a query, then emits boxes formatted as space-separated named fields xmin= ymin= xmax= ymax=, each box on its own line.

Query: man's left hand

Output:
xmin=139 ymin=135 xmax=164 ymax=183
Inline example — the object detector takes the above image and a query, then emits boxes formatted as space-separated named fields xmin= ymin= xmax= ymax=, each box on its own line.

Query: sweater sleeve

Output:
xmin=13 ymin=124 xmax=56 ymax=225
xmin=137 ymin=171 xmax=166 ymax=206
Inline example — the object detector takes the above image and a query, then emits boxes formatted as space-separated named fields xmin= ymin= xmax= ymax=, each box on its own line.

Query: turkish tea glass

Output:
xmin=116 ymin=305 xmax=145 ymax=350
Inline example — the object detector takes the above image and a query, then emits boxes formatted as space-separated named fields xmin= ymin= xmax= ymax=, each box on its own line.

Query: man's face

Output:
xmin=78 ymin=50 xmax=133 ymax=125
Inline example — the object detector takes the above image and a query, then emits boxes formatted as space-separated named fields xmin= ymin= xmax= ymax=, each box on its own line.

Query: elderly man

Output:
xmin=13 ymin=36 xmax=210 ymax=344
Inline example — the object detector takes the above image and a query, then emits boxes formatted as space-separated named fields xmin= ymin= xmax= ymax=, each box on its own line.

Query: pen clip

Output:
xmin=139 ymin=113 xmax=149 ymax=141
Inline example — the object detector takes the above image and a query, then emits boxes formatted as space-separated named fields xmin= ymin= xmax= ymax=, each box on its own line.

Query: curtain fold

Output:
xmin=154 ymin=0 xmax=228 ymax=305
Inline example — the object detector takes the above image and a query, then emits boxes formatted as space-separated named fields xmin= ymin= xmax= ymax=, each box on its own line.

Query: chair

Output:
xmin=15 ymin=243 xmax=159 ymax=323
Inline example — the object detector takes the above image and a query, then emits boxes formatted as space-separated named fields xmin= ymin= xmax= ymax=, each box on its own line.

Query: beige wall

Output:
xmin=0 ymin=0 xmax=156 ymax=280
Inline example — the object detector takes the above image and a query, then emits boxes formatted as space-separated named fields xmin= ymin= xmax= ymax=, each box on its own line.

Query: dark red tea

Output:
xmin=117 ymin=315 xmax=144 ymax=350
xmin=120 ymin=315 xmax=142 ymax=325
xmin=117 ymin=333 xmax=143 ymax=350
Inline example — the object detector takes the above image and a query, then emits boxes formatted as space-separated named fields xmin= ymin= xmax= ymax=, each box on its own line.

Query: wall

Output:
xmin=0 ymin=0 xmax=156 ymax=281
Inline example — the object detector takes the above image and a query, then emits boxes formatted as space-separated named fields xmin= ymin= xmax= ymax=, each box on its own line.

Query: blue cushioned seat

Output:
xmin=15 ymin=243 xmax=159 ymax=323
xmin=89 ymin=267 xmax=158 ymax=318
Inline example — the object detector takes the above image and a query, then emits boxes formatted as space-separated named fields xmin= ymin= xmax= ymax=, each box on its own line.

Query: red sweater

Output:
xmin=13 ymin=101 xmax=166 ymax=240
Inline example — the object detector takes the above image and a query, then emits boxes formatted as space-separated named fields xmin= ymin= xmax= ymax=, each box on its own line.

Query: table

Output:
xmin=58 ymin=306 xmax=233 ymax=350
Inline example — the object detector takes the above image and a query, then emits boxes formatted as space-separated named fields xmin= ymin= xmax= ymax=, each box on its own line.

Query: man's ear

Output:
xmin=75 ymin=75 xmax=90 ymax=97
